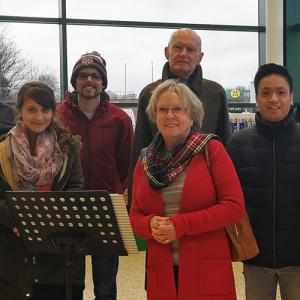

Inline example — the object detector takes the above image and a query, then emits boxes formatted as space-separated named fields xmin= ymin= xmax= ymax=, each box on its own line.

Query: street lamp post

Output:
xmin=151 ymin=60 xmax=153 ymax=83
xmin=124 ymin=59 xmax=127 ymax=99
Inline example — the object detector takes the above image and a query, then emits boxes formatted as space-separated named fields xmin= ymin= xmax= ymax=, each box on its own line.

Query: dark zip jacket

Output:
xmin=227 ymin=110 xmax=300 ymax=268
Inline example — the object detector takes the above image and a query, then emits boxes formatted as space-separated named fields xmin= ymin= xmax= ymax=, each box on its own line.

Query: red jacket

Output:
xmin=130 ymin=139 xmax=245 ymax=300
xmin=57 ymin=92 xmax=133 ymax=193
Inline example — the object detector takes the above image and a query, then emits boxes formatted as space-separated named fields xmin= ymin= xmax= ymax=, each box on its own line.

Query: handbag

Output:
xmin=203 ymin=143 xmax=259 ymax=262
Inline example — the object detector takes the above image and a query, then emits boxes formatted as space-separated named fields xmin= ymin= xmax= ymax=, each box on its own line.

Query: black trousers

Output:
xmin=31 ymin=284 xmax=84 ymax=300
xmin=92 ymin=255 xmax=119 ymax=300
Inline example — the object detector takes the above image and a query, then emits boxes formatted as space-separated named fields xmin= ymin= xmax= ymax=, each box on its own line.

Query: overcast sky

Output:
xmin=0 ymin=0 xmax=259 ymax=96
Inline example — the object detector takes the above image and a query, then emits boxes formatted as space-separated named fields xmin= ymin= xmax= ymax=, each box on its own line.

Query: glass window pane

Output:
xmin=200 ymin=30 xmax=258 ymax=103
xmin=0 ymin=24 xmax=60 ymax=101
xmin=67 ymin=26 xmax=171 ymax=98
xmin=67 ymin=26 xmax=258 ymax=102
xmin=0 ymin=0 xmax=58 ymax=17
xmin=66 ymin=0 xmax=258 ymax=26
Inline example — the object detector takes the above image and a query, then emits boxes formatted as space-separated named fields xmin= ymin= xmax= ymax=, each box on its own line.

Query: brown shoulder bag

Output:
xmin=204 ymin=143 xmax=260 ymax=262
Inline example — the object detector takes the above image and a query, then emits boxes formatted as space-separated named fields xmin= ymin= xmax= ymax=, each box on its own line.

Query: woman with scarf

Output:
xmin=0 ymin=82 xmax=85 ymax=300
xmin=130 ymin=79 xmax=245 ymax=300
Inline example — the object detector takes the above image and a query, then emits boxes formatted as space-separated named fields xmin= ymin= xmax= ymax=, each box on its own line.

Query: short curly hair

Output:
xmin=146 ymin=79 xmax=204 ymax=130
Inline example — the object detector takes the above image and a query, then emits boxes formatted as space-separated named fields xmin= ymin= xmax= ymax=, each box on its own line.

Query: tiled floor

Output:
xmin=83 ymin=254 xmax=146 ymax=300
xmin=83 ymin=252 xmax=281 ymax=300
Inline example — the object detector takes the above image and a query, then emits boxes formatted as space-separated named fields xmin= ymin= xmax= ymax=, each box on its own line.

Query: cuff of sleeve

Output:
xmin=170 ymin=215 xmax=186 ymax=239
xmin=139 ymin=214 xmax=157 ymax=240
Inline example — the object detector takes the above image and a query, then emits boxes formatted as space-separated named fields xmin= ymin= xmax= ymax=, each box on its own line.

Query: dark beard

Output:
xmin=78 ymin=89 xmax=101 ymax=100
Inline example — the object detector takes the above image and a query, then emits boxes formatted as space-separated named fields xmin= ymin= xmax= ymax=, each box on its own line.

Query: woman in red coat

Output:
xmin=130 ymin=79 xmax=245 ymax=300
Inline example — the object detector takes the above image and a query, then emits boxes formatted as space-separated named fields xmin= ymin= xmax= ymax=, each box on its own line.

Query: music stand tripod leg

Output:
xmin=65 ymin=251 xmax=72 ymax=300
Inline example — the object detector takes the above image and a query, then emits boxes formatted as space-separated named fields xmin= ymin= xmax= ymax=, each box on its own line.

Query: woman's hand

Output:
xmin=150 ymin=216 xmax=176 ymax=244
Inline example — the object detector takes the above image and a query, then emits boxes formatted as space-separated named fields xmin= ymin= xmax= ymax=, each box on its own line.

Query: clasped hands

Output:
xmin=150 ymin=216 xmax=176 ymax=244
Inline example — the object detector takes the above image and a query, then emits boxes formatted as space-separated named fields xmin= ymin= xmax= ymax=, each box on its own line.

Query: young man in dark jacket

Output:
xmin=227 ymin=63 xmax=300 ymax=300
xmin=57 ymin=51 xmax=133 ymax=300
xmin=128 ymin=28 xmax=231 ymax=208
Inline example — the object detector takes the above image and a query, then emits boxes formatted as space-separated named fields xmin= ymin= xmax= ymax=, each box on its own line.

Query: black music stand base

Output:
xmin=50 ymin=232 xmax=88 ymax=300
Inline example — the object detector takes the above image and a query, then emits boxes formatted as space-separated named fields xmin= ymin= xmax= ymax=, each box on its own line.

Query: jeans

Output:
xmin=92 ymin=255 xmax=119 ymax=300
xmin=244 ymin=264 xmax=300 ymax=300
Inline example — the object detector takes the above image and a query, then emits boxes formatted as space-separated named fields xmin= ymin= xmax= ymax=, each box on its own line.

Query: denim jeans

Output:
xmin=92 ymin=255 xmax=119 ymax=300
xmin=244 ymin=264 xmax=300 ymax=300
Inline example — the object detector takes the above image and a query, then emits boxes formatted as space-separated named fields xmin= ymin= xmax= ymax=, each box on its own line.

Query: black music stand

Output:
xmin=5 ymin=190 xmax=135 ymax=300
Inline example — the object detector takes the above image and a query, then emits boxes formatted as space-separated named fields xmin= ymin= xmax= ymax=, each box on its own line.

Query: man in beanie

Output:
xmin=57 ymin=51 xmax=133 ymax=300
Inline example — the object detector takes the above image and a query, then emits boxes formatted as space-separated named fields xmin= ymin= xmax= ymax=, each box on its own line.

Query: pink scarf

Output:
xmin=9 ymin=121 xmax=63 ymax=191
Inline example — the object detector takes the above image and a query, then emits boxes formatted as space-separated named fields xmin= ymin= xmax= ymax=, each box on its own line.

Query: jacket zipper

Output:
xmin=56 ymin=161 xmax=72 ymax=191
xmin=57 ymin=171 xmax=70 ymax=191
xmin=272 ymin=134 xmax=276 ymax=267
xmin=87 ymin=121 xmax=92 ymax=188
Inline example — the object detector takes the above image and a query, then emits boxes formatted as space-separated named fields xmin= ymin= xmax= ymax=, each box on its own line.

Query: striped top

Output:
xmin=161 ymin=169 xmax=187 ymax=265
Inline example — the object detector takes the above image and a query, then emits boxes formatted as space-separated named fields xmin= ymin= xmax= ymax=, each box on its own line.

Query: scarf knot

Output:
xmin=141 ymin=131 xmax=217 ymax=190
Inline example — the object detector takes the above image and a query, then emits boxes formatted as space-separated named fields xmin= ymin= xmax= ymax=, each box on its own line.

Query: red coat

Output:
xmin=57 ymin=92 xmax=133 ymax=193
xmin=130 ymin=139 xmax=245 ymax=300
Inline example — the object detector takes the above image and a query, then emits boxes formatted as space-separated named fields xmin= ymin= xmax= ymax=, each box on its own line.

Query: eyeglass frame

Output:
xmin=77 ymin=72 xmax=102 ymax=81
xmin=155 ymin=106 xmax=188 ymax=116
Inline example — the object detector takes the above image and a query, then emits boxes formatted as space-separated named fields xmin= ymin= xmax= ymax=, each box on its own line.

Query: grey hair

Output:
xmin=146 ymin=79 xmax=204 ymax=130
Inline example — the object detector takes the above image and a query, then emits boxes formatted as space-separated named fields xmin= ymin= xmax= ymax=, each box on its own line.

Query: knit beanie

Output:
xmin=70 ymin=51 xmax=108 ymax=90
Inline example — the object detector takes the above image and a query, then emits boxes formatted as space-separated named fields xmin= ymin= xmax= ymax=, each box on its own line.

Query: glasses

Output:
xmin=156 ymin=106 xmax=187 ymax=116
xmin=77 ymin=72 xmax=102 ymax=81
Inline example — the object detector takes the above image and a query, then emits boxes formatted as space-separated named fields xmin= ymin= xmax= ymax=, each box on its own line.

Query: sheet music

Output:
xmin=110 ymin=194 xmax=138 ymax=255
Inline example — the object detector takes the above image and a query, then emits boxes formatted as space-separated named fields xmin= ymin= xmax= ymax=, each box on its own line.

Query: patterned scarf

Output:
xmin=9 ymin=121 xmax=64 ymax=191
xmin=141 ymin=130 xmax=216 ymax=190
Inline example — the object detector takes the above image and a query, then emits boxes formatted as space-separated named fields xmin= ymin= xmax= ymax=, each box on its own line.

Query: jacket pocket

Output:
xmin=197 ymin=259 xmax=235 ymax=295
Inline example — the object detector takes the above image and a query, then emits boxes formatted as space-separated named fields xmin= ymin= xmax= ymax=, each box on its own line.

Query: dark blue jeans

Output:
xmin=92 ymin=255 xmax=119 ymax=300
